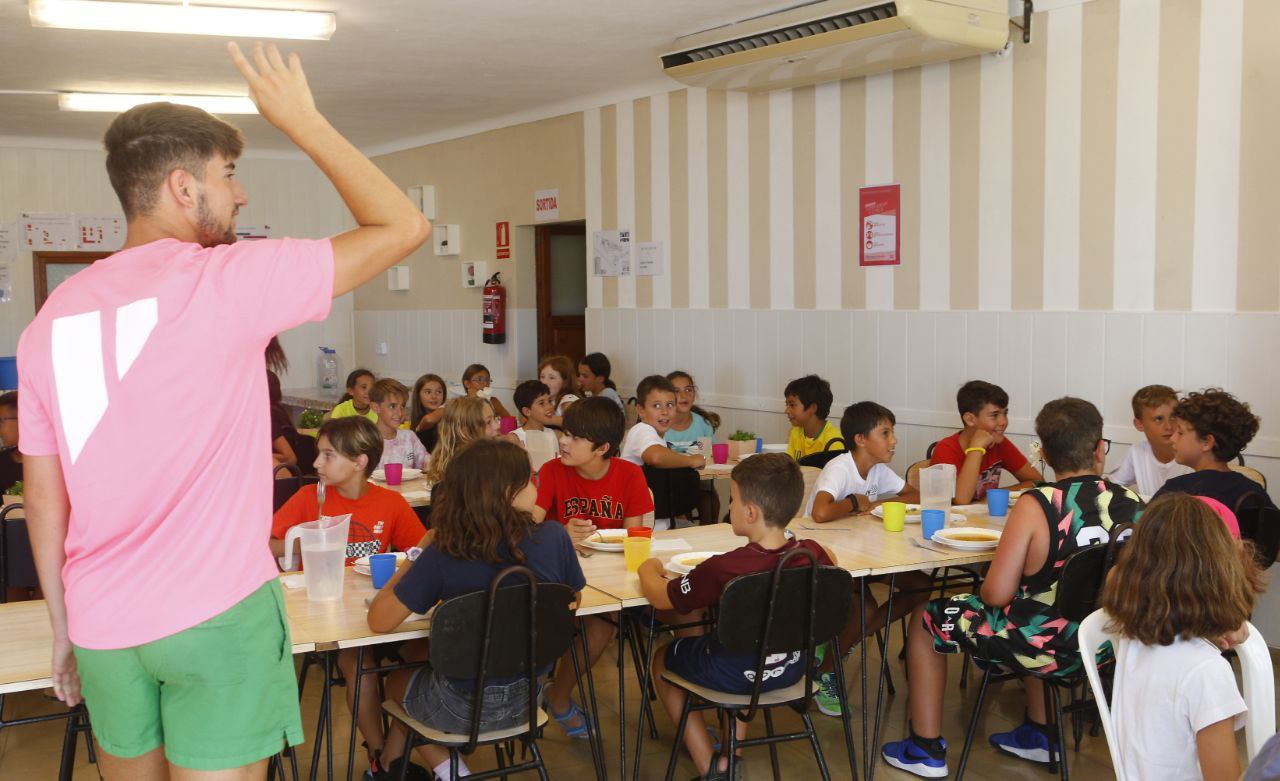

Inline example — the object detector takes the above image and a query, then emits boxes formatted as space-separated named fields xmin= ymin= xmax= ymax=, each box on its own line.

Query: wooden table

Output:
xmin=368 ymin=476 xmax=432 ymax=508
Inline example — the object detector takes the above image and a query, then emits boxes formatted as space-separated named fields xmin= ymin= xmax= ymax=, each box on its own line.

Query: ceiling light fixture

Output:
xmin=58 ymin=92 xmax=258 ymax=113
xmin=29 ymin=0 xmax=337 ymax=41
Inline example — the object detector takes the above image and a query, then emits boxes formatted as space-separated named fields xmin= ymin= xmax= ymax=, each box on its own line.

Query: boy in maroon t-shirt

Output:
xmin=533 ymin=397 xmax=654 ymax=738
xmin=931 ymin=380 xmax=1043 ymax=503
xmin=639 ymin=454 xmax=837 ymax=778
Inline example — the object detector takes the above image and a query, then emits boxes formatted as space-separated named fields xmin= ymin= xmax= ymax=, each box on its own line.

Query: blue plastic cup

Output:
xmin=921 ymin=509 xmax=947 ymax=541
xmin=370 ymin=553 xmax=398 ymax=589
xmin=987 ymin=488 xmax=1011 ymax=517
xmin=755 ymin=437 xmax=763 ymax=453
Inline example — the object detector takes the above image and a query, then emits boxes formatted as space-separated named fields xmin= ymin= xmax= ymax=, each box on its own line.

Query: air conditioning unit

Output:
xmin=661 ymin=0 xmax=1009 ymax=92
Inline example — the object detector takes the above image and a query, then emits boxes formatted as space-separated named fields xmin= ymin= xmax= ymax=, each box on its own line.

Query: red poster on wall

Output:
xmin=495 ymin=221 xmax=511 ymax=260
xmin=858 ymin=184 xmax=900 ymax=266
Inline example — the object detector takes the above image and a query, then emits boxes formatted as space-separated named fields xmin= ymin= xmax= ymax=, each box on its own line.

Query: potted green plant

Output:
xmin=3 ymin=480 xmax=22 ymax=507
xmin=727 ymin=429 xmax=758 ymax=461
xmin=298 ymin=409 xmax=325 ymax=431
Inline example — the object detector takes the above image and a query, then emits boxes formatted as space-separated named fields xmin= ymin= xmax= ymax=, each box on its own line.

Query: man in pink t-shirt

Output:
xmin=19 ymin=43 xmax=429 ymax=777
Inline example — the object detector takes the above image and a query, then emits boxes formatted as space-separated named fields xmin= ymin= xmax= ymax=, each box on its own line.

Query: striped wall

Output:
xmin=585 ymin=0 xmax=1280 ymax=314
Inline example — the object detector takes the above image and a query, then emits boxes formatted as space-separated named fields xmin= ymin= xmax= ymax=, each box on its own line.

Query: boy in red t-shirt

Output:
xmin=639 ymin=454 xmax=836 ymax=778
xmin=931 ymin=380 xmax=1043 ymax=503
xmin=533 ymin=396 xmax=654 ymax=737
xmin=270 ymin=417 xmax=425 ymax=772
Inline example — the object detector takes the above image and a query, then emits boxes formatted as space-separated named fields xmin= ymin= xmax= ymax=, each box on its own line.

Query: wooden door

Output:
xmin=535 ymin=223 xmax=586 ymax=362
xmin=33 ymin=251 xmax=111 ymax=310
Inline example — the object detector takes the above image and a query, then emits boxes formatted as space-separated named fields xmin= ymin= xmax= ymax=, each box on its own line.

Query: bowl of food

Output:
xmin=582 ymin=528 xmax=628 ymax=552
xmin=667 ymin=551 xmax=718 ymax=575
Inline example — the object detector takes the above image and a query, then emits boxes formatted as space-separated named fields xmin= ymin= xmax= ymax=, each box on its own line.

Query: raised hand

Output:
xmin=227 ymin=41 xmax=320 ymax=134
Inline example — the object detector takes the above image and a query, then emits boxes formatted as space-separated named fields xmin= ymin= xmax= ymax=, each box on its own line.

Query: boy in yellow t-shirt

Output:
xmin=783 ymin=374 xmax=845 ymax=461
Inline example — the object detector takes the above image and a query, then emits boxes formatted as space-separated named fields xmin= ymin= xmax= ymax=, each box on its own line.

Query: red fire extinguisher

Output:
xmin=482 ymin=272 xmax=506 ymax=344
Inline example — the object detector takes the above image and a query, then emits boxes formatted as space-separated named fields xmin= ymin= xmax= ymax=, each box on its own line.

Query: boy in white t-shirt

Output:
xmin=507 ymin=380 xmax=559 ymax=471
xmin=620 ymin=375 xmax=707 ymax=472
xmin=1109 ymin=384 xmax=1192 ymax=497
xmin=369 ymin=378 xmax=428 ymax=472
xmin=807 ymin=401 xmax=930 ymax=719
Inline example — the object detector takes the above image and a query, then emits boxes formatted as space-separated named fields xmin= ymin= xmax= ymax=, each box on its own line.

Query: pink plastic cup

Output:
xmin=712 ymin=443 xmax=729 ymax=464
xmin=384 ymin=462 xmax=403 ymax=486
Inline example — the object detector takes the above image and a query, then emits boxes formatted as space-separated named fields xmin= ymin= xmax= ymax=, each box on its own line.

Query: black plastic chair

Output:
xmin=0 ymin=502 xmax=36 ymax=603
xmin=383 ymin=567 xmax=576 ymax=780
xmin=797 ymin=438 xmax=848 ymax=470
xmin=660 ymin=549 xmax=857 ymax=781
xmin=273 ymin=463 xmax=319 ymax=513
xmin=954 ymin=524 xmax=1131 ymax=781
xmin=1235 ymin=500 xmax=1280 ymax=569
xmin=642 ymin=464 xmax=701 ymax=524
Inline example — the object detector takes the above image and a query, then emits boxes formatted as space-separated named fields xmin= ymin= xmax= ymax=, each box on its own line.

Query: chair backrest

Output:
xmin=1054 ymin=525 xmax=1131 ymax=623
xmin=797 ymin=437 xmax=847 ymax=469
xmin=798 ymin=466 xmax=821 ymax=517
xmin=905 ymin=459 xmax=931 ymax=490
xmin=717 ymin=550 xmax=853 ymax=717
xmin=642 ymin=464 xmax=701 ymax=520
xmin=1232 ymin=455 xmax=1268 ymax=491
xmin=925 ymin=440 xmax=939 ymax=460
xmin=429 ymin=568 xmax=576 ymax=748
xmin=273 ymin=466 xmax=320 ymax=513
xmin=1080 ymin=610 xmax=1275 ymax=774
xmin=1236 ymin=505 xmax=1280 ymax=569
xmin=0 ymin=502 xmax=36 ymax=601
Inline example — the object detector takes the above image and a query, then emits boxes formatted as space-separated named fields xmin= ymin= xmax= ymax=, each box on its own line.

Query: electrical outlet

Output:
xmin=375 ymin=341 xmax=389 ymax=356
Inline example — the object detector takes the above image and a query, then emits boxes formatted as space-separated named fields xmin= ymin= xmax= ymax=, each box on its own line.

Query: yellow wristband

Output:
xmin=964 ymin=447 xmax=987 ymax=456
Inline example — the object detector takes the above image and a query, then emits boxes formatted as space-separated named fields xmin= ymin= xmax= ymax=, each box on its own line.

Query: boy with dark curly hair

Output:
xmin=1153 ymin=388 xmax=1276 ymax=513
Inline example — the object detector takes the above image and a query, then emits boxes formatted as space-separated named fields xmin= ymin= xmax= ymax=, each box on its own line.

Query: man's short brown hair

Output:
xmin=1130 ymin=384 xmax=1178 ymax=419
xmin=369 ymin=378 xmax=408 ymax=405
xmin=1034 ymin=397 xmax=1103 ymax=474
xmin=104 ymin=102 xmax=245 ymax=220
xmin=731 ymin=453 xmax=804 ymax=528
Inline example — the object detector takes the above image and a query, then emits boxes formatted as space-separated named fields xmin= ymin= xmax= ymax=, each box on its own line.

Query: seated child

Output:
xmin=638 ymin=453 xmax=837 ymax=778
xmin=326 ymin=368 xmax=377 ymax=423
xmin=1109 ymin=384 xmax=1191 ymax=497
xmin=368 ymin=439 xmax=585 ymax=781
xmin=621 ymin=375 xmax=708 ymax=530
xmin=539 ymin=354 xmax=580 ymax=426
xmin=369 ymin=378 xmax=428 ymax=472
xmin=577 ymin=352 xmax=624 ymax=409
xmin=409 ymin=373 xmax=447 ymax=453
xmin=882 ymin=397 xmax=1142 ymax=777
xmin=462 ymin=363 xmax=513 ymax=419
xmin=1101 ymin=493 xmax=1261 ymax=781
xmin=531 ymin=396 xmax=654 ymax=735
xmin=666 ymin=370 xmax=722 ymax=525
xmin=783 ymin=374 xmax=845 ymax=461
xmin=270 ymin=416 xmax=426 ymax=772
xmin=423 ymin=396 xmax=502 ymax=486
xmin=930 ymin=380 xmax=1043 ymax=504
xmin=1154 ymin=388 xmax=1277 ymax=513
xmin=0 ymin=391 xmax=23 ymax=495
xmin=508 ymin=379 xmax=559 ymax=472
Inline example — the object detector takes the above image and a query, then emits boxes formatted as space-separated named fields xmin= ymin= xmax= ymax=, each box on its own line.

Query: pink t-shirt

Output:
xmin=18 ymin=237 xmax=334 ymax=649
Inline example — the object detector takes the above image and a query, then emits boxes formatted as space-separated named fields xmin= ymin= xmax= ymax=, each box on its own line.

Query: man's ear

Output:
xmin=167 ymin=167 xmax=198 ymax=209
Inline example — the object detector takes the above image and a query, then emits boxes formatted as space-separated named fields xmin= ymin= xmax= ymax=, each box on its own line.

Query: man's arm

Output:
xmin=228 ymin=42 xmax=430 ymax=297
xmin=638 ymin=559 xmax=675 ymax=610
xmin=24 ymin=455 xmax=81 ymax=706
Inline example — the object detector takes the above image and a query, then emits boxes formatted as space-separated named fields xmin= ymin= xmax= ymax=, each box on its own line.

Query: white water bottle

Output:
xmin=317 ymin=347 xmax=340 ymax=397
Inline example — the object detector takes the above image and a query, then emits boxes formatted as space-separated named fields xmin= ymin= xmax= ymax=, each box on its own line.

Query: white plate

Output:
xmin=582 ymin=529 xmax=628 ymax=552
xmin=702 ymin=463 xmax=734 ymax=472
xmin=761 ymin=444 xmax=787 ymax=453
xmin=931 ymin=527 xmax=1001 ymax=551
xmin=370 ymin=467 xmax=423 ymax=483
xmin=667 ymin=551 xmax=719 ymax=575
xmin=352 ymin=551 xmax=407 ymax=575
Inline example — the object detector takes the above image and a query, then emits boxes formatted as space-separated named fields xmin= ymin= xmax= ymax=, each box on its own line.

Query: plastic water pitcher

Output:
xmin=281 ymin=514 xmax=351 ymax=601
xmin=317 ymin=347 xmax=340 ymax=397
xmin=919 ymin=463 xmax=957 ymax=515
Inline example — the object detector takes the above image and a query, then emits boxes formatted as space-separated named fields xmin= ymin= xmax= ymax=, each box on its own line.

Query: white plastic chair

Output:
xmin=1079 ymin=609 xmax=1276 ymax=780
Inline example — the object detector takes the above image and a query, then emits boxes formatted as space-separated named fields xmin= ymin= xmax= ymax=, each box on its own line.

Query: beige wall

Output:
xmin=364 ymin=112 xmax=585 ymax=311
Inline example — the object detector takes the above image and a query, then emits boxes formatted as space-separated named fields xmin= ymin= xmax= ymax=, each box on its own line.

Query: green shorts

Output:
xmin=73 ymin=580 xmax=303 ymax=770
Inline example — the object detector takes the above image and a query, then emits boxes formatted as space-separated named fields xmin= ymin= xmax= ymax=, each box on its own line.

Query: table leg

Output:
xmin=308 ymin=651 xmax=335 ymax=781
xmin=617 ymin=615 xmax=626 ymax=781
xmin=867 ymin=573 xmax=896 ymax=781
xmin=630 ymin=609 xmax=659 ymax=781
xmin=346 ymin=646 xmax=364 ymax=781
xmin=571 ymin=619 xmax=606 ymax=781
xmin=859 ymin=577 xmax=869 ymax=779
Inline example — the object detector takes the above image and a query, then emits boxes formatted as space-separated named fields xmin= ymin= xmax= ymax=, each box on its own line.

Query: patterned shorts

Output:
xmin=921 ymin=593 xmax=1081 ymax=679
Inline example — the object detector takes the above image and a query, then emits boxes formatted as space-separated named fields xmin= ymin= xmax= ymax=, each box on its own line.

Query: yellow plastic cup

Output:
xmin=624 ymin=537 xmax=652 ymax=572
xmin=881 ymin=501 xmax=907 ymax=532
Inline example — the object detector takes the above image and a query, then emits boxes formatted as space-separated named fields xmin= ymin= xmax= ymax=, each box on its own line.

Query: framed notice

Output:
xmin=858 ymin=184 xmax=900 ymax=266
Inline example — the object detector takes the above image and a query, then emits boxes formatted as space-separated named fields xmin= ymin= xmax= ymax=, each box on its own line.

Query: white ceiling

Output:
xmin=0 ymin=0 xmax=806 ymax=154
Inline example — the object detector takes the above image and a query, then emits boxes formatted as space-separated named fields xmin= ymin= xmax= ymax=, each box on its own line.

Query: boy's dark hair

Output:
xmin=513 ymin=380 xmax=551 ymax=417
xmin=562 ymin=396 xmax=625 ymax=458
xmin=635 ymin=374 xmax=676 ymax=406
xmin=317 ymin=417 xmax=384 ymax=478
xmin=579 ymin=352 xmax=617 ymax=390
xmin=840 ymin=402 xmax=896 ymax=450
xmin=0 ymin=391 xmax=18 ymax=411
xmin=104 ymin=102 xmax=245 ymax=221
xmin=1034 ymin=397 xmax=1103 ymax=474
xmin=369 ymin=378 xmax=408 ymax=405
xmin=957 ymin=380 xmax=1009 ymax=418
xmin=1131 ymin=384 xmax=1179 ymax=419
xmin=731 ymin=453 xmax=804 ymax=528
xmin=1172 ymin=389 xmax=1260 ymax=462
xmin=783 ymin=374 xmax=834 ymax=419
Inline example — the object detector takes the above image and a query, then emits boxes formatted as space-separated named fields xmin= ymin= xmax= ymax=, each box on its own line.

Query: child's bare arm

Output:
xmin=1011 ymin=463 xmax=1044 ymax=485
xmin=1195 ymin=718 xmax=1241 ymax=781
xmin=642 ymin=444 xmax=705 ymax=470
xmin=811 ymin=491 xmax=859 ymax=523
xmin=978 ymin=498 xmax=1039 ymax=607
xmin=638 ymin=559 xmax=675 ymax=610
xmin=890 ymin=483 xmax=921 ymax=504
xmin=622 ymin=514 xmax=645 ymax=529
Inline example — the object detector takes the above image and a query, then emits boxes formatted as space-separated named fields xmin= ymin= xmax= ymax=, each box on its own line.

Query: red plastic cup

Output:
xmin=627 ymin=527 xmax=653 ymax=538
xmin=712 ymin=443 xmax=729 ymax=464
xmin=384 ymin=462 xmax=403 ymax=486
xmin=500 ymin=415 xmax=518 ymax=434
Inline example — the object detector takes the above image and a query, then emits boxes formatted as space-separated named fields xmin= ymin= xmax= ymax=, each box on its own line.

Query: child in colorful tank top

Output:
xmin=882 ymin=397 xmax=1143 ymax=779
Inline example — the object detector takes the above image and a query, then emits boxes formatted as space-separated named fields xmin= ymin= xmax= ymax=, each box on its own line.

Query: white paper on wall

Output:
xmin=0 ymin=265 xmax=12 ymax=303
xmin=235 ymin=225 xmax=272 ymax=241
xmin=0 ymin=224 xmax=17 ymax=263
xmin=636 ymin=241 xmax=664 ymax=276
xmin=76 ymin=214 xmax=125 ymax=251
xmin=22 ymin=212 xmax=76 ymax=251
xmin=592 ymin=229 xmax=631 ymax=277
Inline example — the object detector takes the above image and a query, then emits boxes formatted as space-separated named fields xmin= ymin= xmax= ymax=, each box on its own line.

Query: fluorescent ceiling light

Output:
xmin=58 ymin=92 xmax=258 ymax=113
xmin=29 ymin=0 xmax=337 ymax=41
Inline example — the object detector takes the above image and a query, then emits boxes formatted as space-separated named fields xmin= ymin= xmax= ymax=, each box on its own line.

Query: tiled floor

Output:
xmin=0 ymin=632 xmax=1270 ymax=780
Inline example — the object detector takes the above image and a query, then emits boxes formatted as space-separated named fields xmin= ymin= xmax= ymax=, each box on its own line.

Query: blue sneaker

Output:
xmin=988 ymin=720 xmax=1057 ymax=764
xmin=881 ymin=736 xmax=947 ymax=778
